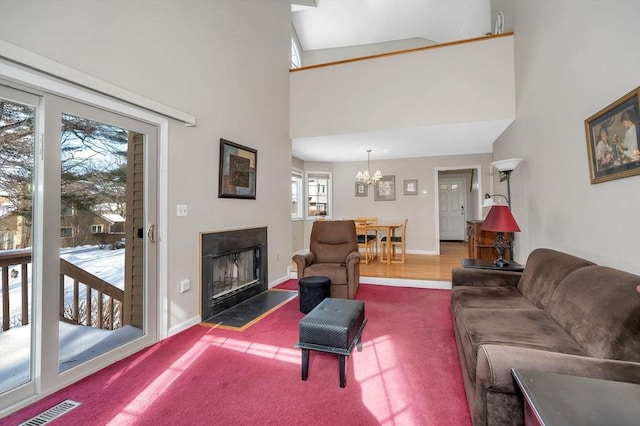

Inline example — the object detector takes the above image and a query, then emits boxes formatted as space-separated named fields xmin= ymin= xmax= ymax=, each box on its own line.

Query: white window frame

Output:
xmin=91 ymin=224 xmax=104 ymax=234
xmin=305 ymin=171 xmax=332 ymax=220
xmin=291 ymin=37 xmax=301 ymax=69
xmin=291 ymin=168 xmax=303 ymax=220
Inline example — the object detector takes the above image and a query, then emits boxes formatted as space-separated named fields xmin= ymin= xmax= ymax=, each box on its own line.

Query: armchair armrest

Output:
xmin=292 ymin=250 xmax=315 ymax=275
xmin=345 ymin=250 xmax=361 ymax=267
xmin=451 ymin=267 xmax=522 ymax=288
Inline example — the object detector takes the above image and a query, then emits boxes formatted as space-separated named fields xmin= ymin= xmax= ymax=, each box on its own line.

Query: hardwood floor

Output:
xmin=359 ymin=241 xmax=467 ymax=282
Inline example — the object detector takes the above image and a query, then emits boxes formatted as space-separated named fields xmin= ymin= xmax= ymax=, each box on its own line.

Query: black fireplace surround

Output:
xmin=201 ymin=227 xmax=268 ymax=320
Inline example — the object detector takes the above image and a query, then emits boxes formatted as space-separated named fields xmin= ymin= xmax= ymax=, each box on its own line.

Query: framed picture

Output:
xmin=374 ymin=175 xmax=395 ymax=201
xmin=355 ymin=182 xmax=368 ymax=197
xmin=218 ymin=138 xmax=257 ymax=199
xmin=404 ymin=179 xmax=418 ymax=195
xmin=585 ymin=87 xmax=640 ymax=184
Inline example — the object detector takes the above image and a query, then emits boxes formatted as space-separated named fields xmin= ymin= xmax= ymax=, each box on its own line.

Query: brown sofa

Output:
xmin=451 ymin=248 xmax=640 ymax=425
xmin=293 ymin=220 xmax=361 ymax=299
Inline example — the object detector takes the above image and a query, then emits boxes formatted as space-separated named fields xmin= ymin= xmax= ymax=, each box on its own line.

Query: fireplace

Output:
xmin=201 ymin=227 xmax=268 ymax=320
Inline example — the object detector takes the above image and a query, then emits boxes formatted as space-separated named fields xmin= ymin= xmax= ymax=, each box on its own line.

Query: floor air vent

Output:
xmin=19 ymin=400 xmax=81 ymax=425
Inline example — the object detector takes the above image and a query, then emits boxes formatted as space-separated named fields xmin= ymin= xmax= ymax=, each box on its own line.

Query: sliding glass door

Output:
xmin=0 ymin=84 xmax=159 ymax=412
xmin=0 ymin=85 xmax=39 ymax=397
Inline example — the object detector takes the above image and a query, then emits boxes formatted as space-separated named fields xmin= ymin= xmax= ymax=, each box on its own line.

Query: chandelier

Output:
xmin=355 ymin=149 xmax=382 ymax=185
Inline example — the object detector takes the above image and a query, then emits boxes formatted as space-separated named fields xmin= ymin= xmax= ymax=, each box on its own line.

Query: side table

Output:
xmin=461 ymin=258 xmax=524 ymax=272
xmin=512 ymin=369 xmax=640 ymax=426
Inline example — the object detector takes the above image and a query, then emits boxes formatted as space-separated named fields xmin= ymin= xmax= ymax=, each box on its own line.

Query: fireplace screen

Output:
xmin=210 ymin=247 xmax=259 ymax=302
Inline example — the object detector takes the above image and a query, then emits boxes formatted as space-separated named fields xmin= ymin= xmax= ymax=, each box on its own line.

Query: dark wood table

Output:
xmin=461 ymin=258 xmax=525 ymax=272
xmin=512 ymin=369 xmax=640 ymax=426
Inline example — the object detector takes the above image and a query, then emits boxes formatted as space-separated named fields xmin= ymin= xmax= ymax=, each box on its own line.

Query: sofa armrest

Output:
xmin=451 ymin=267 xmax=522 ymax=288
xmin=477 ymin=344 xmax=640 ymax=394
xmin=471 ymin=344 xmax=640 ymax=425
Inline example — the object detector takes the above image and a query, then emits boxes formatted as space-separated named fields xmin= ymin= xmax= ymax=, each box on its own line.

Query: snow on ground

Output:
xmin=0 ymin=246 xmax=140 ymax=394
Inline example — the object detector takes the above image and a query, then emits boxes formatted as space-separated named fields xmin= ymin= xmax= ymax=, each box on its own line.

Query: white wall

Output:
xmin=291 ymin=35 xmax=516 ymax=138
xmin=490 ymin=0 xmax=640 ymax=273
xmin=0 ymin=0 xmax=293 ymax=331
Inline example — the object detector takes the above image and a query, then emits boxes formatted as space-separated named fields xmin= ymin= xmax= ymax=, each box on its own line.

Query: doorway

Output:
xmin=436 ymin=167 xmax=482 ymax=246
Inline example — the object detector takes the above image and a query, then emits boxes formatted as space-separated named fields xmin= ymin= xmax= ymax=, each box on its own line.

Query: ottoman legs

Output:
xmin=301 ymin=349 xmax=309 ymax=381
xmin=301 ymin=350 xmax=360 ymax=388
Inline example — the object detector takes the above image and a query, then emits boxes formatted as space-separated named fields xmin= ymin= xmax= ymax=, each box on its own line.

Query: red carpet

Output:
xmin=2 ymin=282 xmax=471 ymax=426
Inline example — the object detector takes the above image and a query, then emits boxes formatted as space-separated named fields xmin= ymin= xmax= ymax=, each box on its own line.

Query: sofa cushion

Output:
xmin=517 ymin=248 xmax=594 ymax=309
xmin=546 ymin=265 xmax=640 ymax=362
xmin=453 ymin=308 xmax=586 ymax=386
xmin=451 ymin=286 xmax=534 ymax=313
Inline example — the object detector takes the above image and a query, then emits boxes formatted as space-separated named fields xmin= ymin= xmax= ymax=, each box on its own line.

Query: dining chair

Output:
xmin=355 ymin=219 xmax=377 ymax=264
xmin=356 ymin=216 xmax=379 ymax=254
xmin=380 ymin=218 xmax=408 ymax=263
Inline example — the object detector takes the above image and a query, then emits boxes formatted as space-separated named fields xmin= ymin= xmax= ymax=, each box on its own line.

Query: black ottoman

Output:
xmin=298 ymin=276 xmax=331 ymax=314
xmin=295 ymin=298 xmax=367 ymax=387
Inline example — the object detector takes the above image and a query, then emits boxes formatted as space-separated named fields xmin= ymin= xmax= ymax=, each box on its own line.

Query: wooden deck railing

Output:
xmin=0 ymin=250 xmax=124 ymax=331
xmin=59 ymin=259 xmax=124 ymax=330
xmin=0 ymin=249 xmax=30 ymax=332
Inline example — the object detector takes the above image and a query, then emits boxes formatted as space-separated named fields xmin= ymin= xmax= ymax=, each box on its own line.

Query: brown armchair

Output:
xmin=292 ymin=220 xmax=361 ymax=299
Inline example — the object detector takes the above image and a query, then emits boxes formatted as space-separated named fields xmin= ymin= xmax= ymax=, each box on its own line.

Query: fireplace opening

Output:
xmin=209 ymin=247 xmax=260 ymax=305
xmin=201 ymin=227 xmax=268 ymax=320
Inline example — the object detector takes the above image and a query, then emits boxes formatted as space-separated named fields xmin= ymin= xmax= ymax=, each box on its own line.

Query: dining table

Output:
xmin=366 ymin=222 xmax=404 ymax=265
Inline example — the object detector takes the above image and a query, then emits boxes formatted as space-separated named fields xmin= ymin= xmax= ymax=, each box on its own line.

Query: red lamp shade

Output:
xmin=480 ymin=205 xmax=521 ymax=233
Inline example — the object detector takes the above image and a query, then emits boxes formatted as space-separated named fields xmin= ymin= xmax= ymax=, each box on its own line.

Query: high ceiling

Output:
xmin=292 ymin=0 xmax=491 ymax=51
xmin=290 ymin=0 xmax=502 ymax=163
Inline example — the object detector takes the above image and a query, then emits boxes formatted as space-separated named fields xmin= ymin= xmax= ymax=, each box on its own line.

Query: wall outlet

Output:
xmin=180 ymin=278 xmax=190 ymax=293
xmin=177 ymin=204 xmax=188 ymax=216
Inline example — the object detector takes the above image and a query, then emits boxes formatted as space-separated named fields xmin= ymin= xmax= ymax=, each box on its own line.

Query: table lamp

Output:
xmin=480 ymin=205 xmax=521 ymax=267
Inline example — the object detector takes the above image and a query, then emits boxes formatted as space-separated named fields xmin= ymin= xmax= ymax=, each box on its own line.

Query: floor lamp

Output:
xmin=485 ymin=158 xmax=523 ymax=260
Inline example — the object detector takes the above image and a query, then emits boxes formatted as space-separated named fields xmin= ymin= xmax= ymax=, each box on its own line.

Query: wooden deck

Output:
xmin=359 ymin=241 xmax=467 ymax=282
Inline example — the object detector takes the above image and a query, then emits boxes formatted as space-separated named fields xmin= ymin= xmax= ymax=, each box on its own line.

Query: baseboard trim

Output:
xmin=168 ymin=315 xmax=201 ymax=337
xmin=361 ymin=276 xmax=451 ymax=290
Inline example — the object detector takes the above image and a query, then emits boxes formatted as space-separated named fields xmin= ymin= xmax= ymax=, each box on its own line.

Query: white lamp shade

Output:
xmin=491 ymin=158 xmax=523 ymax=172
xmin=482 ymin=198 xmax=497 ymax=208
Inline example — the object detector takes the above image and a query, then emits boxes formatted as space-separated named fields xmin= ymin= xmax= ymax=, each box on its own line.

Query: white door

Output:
xmin=439 ymin=178 xmax=466 ymax=240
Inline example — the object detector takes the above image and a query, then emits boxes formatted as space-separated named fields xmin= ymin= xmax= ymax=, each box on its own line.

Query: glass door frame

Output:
xmin=0 ymin=61 xmax=169 ymax=415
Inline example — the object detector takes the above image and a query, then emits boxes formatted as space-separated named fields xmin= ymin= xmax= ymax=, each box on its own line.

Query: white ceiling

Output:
xmin=291 ymin=0 xmax=498 ymax=162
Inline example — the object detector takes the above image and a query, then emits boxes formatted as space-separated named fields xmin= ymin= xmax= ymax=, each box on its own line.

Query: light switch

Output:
xmin=177 ymin=204 xmax=188 ymax=216
xmin=180 ymin=279 xmax=190 ymax=293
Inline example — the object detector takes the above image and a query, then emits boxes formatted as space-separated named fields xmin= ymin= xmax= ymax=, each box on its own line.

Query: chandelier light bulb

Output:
xmin=355 ymin=149 xmax=383 ymax=186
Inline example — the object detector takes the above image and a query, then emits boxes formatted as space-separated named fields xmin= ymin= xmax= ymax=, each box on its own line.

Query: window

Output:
xmin=91 ymin=224 xmax=104 ymax=234
xmin=60 ymin=227 xmax=73 ymax=238
xmin=61 ymin=205 xmax=76 ymax=216
xmin=291 ymin=38 xmax=301 ymax=69
xmin=306 ymin=171 xmax=331 ymax=219
xmin=291 ymin=169 xmax=303 ymax=220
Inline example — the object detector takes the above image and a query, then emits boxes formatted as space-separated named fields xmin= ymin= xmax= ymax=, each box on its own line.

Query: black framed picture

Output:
xmin=218 ymin=139 xmax=257 ymax=199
